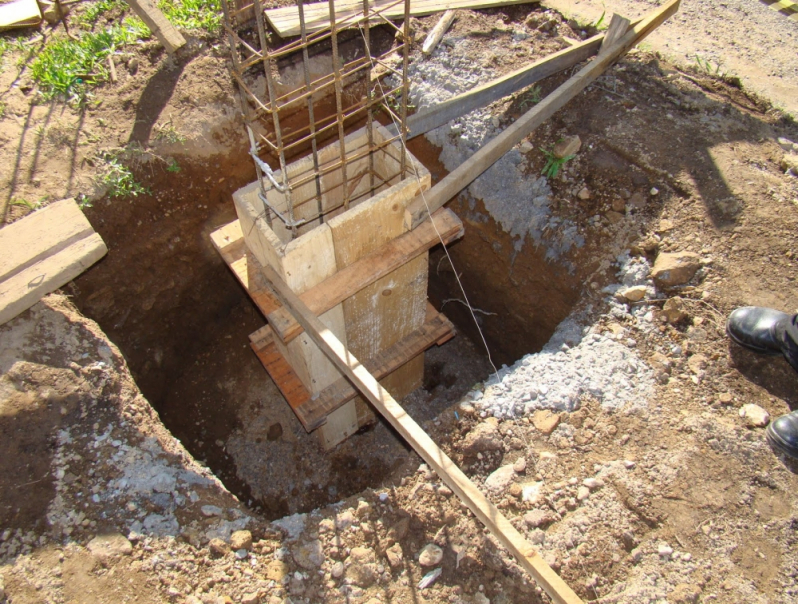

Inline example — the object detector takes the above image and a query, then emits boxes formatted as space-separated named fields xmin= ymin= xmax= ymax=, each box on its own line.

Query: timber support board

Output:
xmin=211 ymin=221 xmax=456 ymax=435
xmin=267 ymin=207 xmax=463 ymax=344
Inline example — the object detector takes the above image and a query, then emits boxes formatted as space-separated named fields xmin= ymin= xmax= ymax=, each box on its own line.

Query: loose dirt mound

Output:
xmin=2 ymin=3 xmax=798 ymax=604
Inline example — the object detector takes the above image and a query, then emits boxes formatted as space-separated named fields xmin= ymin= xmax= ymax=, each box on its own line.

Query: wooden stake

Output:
xmin=422 ymin=9 xmax=456 ymax=57
xmin=107 ymin=55 xmax=118 ymax=83
xmin=598 ymin=13 xmax=632 ymax=57
xmin=257 ymin=263 xmax=584 ymax=604
xmin=404 ymin=0 xmax=681 ymax=230
xmin=124 ymin=0 xmax=186 ymax=53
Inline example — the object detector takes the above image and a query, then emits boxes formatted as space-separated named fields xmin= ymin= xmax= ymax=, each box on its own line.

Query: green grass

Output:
xmin=159 ymin=0 xmax=222 ymax=33
xmin=30 ymin=22 xmax=148 ymax=101
xmin=77 ymin=0 xmax=126 ymax=26
xmin=29 ymin=0 xmax=222 ymax=101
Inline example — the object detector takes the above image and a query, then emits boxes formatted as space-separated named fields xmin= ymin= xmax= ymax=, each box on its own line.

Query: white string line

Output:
xmin=357 ymin=22 xmax=501 ymax=381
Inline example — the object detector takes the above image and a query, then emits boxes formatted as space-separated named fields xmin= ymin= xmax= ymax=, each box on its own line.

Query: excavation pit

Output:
xmin=65 ymin=123 xmax=592 ymax=519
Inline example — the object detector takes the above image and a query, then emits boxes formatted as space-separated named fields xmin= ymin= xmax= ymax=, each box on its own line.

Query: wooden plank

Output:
xmin=231 ymin=181 xmax=349 ymax=398
xmin=404 ymin=0 xmax=681 ymax=229
xmin=422 ymin=9 xmax=457 ymax=56
xmin=397 ymin=26 xmax=639 ymax=140
xmin=297 ymin=305 xmax=455 ymax=430
xmin=0 ymin=233 xmax=107 ymax=326
xmin=257 ymin=262 xmax=584 ymax=604
xmin=0 ymin=0 xmax=41 ymax=31
xmin=598 ymin=14 xmax=632 ymax=57
xmin=210 ymin=220 xmax=281 ymax=315
xmin=326 ymin=143 xmax=431 ymax=416
xmin=265 ymin=0 xmax=539 ymax=37
xmin=0 ymin=198 xmax=94 ymax=283
xmin=125 ymin=0 xmax=186 ymax=53
xmin=250 ymin=327 xmax=312 ymax=415
xmin=268 ymin=208 xmax=463 ymax=344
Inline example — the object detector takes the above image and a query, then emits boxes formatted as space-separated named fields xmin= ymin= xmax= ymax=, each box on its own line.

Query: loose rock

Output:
xmin=739 ymin=404 xmax=770 ymax=428
xmin=651 ymin=252 xmax=701 ymax=287
xmin=86 ymin=533 xmax=133 ymax=560
xmin=208 ymin=538 xmax=230 ymax=558
xmin=619 ymin=285 xmax=646 ymax=302
xmin=662 ymin=297 xmax=688 ymax=324
xmin=485 ymin=464 xmax=515 ymax=493
xmin=385 ymin=543 xmax=403 ymax=568
xmin=553 ymin=135 xmax=581 ymax=158
xmin=230 ymin=530 xmax=252 ymax=551
xmin=418 ymin=543 xmax=443 ymax=566
xmin=462 ymin=420 xmax=504 ymax=455
xmin=523 ymin=508 xmax=554 ymax=528
xmin=532 ymin=409 xmax=560 ymax=435
xmin=293 ymin=539 xmax=324 ymax=569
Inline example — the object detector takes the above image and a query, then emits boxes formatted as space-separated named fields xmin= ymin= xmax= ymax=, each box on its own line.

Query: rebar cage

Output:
xmin=222 ymin=0 xmax=412 ymax=239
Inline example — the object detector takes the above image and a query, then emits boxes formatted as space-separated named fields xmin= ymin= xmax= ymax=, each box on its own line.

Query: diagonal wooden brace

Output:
xmin=256 ymin=261 xmax=584 ymax=604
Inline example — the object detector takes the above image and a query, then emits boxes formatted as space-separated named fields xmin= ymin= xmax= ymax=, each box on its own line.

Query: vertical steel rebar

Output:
xmin=328 ymin=0 xmax=350 ymax=210
xmin=223 ymin=0 xmax=273 ymax=227
xmin=299 ymin=0 xmax=325 ymax=224
xmin=253 ymin=0 xmax=297 ymax=238
xmin=362 ymin=0 xmax=375 ymax=194
xmin=399 ymin=0 xmax=410 ymax=176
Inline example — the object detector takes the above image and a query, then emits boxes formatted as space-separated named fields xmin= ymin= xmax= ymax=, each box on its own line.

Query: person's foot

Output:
xmin=766 ymin=410 xmax=798 ymax=460
xmin=726 ymin=306 xmax=789 ymax=355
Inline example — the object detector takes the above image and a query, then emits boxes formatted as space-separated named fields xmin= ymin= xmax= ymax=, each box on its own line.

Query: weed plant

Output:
xmin=540 ymin=147 xmax=575 ymax=179
xmin=97 ymin=154 xmax=149 ymax=198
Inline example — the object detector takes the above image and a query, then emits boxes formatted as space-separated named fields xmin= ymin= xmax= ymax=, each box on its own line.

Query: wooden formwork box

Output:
xmin=232 ymin=124 xmax=434 ymax=448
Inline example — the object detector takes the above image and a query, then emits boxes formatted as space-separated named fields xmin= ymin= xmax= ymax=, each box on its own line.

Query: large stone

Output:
xmin=345 ymin=562 xmax=378 ymax=588
xmin=418 ymin=543 xmax=443 ymax=566
xmin=230 ymin=530 xmax=252 ymax=551
xmin=462 ymin=420 xmax=504 ymax=455
xmin=553 ymin=135 xmax=581 ymax=158
xmin=208 ymin=538 xmax=231 ymax=558
xmin=651 ymin=252 xmax=701 ymax=287
xmin=781 ymin=152 xmax=798 ymax=175
xmin=385 ymin=543 xmax=404 ymax=568
xmin=662 ymin=297 xmax=688 ymax=324
xmin=293 ymin=539 xmax=324 ymax=569
xmin=87 ymin=533 xmax=132 ymax=560
xmin=264 ymin=560 xmax=290 ymax=581
xmin=739 ymin=404 xmax=770 ymax=428
xmin=523 ymin=508 xmax=554 ymax=528
xmin=532 ymin=409 xmax=560 ymax=435
xmin=485 ymin=464 xmax=515 ymax=493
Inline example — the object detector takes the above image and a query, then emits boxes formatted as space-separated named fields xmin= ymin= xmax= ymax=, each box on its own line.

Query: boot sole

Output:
xmin=726 ymin=325 xmax=782 ymax=356
xmin=766 ymin=423 xmax=798 ymax=461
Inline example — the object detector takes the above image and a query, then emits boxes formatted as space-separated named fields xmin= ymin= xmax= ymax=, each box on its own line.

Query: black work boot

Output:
xmin=726 ymin=307 xmax=790 ymax=356
xmin=767 ymin=411 xmax=798 ymax=460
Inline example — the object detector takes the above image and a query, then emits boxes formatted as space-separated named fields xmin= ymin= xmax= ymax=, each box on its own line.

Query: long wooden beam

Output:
xmin=404 ymin=0 xmax=681 ymax=229
xmin=264 ymin=0 xmax=539 ymax=38
xmin=267 ymin=207 xmax=463 ymax=344
xmin=392 ymin=26 xmax=628 ymax=140
xmin=257 ymin=263 xmax=583 ymax=604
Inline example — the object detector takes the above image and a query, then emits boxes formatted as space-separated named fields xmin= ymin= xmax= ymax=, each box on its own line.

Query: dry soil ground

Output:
xmin=1 ymin=2 xmax=798 ymax=604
